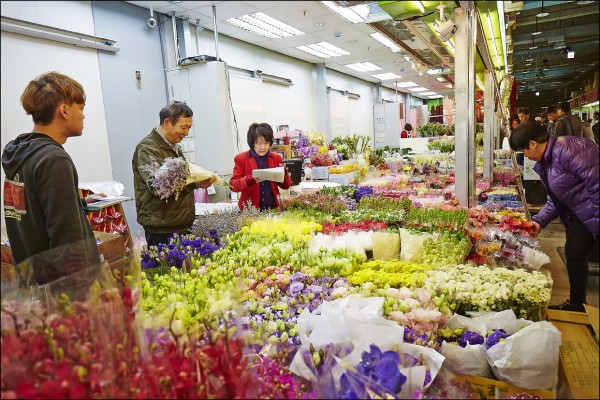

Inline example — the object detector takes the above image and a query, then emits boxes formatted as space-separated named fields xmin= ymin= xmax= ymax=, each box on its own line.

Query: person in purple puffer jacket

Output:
xmin=510 ymin=121 xmax=599 ymax=312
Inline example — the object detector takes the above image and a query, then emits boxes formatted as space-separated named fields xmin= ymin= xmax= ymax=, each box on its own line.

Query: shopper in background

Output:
xmin=401 ymin=123 xmax=412 ymax=139
xmin=517 ymin=107 xmax=530 ymax=123
xmin=511 ymin=117 xmax=520 ymax=132
xmin=592 ymin=112 xmax=599 ymax=144
xmin=132 ymin=101 xmax=215 ymax=247
xmin=554 ymin=101 xmax=583 ymax=137
xmin=545 ymin=105 xmax=559 ymax=136
xmin=229 ymin=122 xmax=292 ymax=211
xmin=509 ymin=121 xmax=599 ymax=312
xmin=1 ymin=71 xmax=101 ymax=285
xmin=582 ymin=118 xmax=595 ymax=142
xmin=534 ymin=116 xmax=542 ymax=124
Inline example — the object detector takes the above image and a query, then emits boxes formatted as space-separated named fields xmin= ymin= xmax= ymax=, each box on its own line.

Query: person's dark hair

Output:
xmin=511 ymin=117 xmax=520 ymax=127
xmin=517 ymin=107 xmax=530 ymax=116
xmin=545 ymin=105 xmax=557 ymax=114
xmin=404 ymin=123 xmax=413 ymax=131
xmin=509 ymin=121 xmax=549 ymax=151
xmin=556 ymin=101 xmax=571 ymax=113
xmin=20 ymin=71 xmax=86 ymax=125
xmin=159 ymin=101 xmax=193 ymax=126
xmin=247 ymin=122 xmax=273 ymax=148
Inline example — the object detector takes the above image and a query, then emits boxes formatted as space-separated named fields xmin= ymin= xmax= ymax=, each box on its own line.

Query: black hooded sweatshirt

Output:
xmin=2 ymin=132 xmax=100 ymax=285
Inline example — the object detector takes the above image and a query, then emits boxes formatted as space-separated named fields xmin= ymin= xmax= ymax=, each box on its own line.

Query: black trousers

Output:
xmin=564 ymin=215 xmax=599 ymax=305
xmin=145 ymin=232 xmax=172 ymax=247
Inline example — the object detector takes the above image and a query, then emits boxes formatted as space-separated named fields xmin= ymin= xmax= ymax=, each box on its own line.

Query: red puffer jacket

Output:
xmin=229 ymin=151 xmax=292 ymax=210
xmin=532 ymin=136 xmax=599 ymax=238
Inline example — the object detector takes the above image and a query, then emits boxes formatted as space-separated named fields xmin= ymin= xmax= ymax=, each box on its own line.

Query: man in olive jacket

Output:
xmin=132 ymin=102 xmax=215 ymax=247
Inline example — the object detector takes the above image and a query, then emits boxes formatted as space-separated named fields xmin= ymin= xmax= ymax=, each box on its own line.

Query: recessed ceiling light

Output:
xmin=225 ymin=12 xmax=305 ymax=38
xmin=296 ymin=41 xmax=350 ymax=58
xmin=370 ymin=32 xmax=401 ymax=52
xmin=396 ymin=81 xmax=418 ymax=88
xmin=344 ymin=62 xmax=382 ymax=72
xmin=314 ymin=22 xmax=325 ymax=28
xmin=321 ymin=1 xmax=369 ymax=24
xmin=371 ymin=72 xmax=402 ymax=80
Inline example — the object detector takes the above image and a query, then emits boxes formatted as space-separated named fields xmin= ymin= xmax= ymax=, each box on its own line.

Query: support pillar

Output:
xmin=454 ymin=6 xmax=477 ymax=207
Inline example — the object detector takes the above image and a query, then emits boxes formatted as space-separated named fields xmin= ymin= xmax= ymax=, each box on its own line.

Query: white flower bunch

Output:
xmin=423 ymin=264 xmax=552 ymax=320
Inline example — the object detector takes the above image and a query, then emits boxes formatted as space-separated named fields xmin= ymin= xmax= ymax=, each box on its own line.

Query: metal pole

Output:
xmin=171 ymin=12 xmax=179 ymax=64
xmin=483 ymin=70 xmax=494 ymax=180
xmin=212 ymin=5 xmax=219 ymax=60
xmin=454 ymin=5 xmax=477 ymax=207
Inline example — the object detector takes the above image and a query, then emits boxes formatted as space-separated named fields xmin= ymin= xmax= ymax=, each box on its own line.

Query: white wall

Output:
xmin=1 ymin=1 xmax=113 ymax=221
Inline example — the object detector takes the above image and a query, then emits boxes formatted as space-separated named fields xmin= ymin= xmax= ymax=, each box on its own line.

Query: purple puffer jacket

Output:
xmin=532 ymin=136 xmax=599 ymax=238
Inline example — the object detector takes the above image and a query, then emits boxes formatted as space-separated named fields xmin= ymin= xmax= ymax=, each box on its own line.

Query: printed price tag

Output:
xmin=207 ymin=185 xmax=216 ymax=195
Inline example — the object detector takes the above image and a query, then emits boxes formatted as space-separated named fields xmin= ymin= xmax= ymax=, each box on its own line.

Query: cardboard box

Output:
xmin=328 ymin=172 xmax=354 ymax=186
xmin=547 ymin=306 xmax=599 ymax=399
xmin=94 ymin=231 xmax=126 ymax=263
xmin=451 ymin=374 xmax=556 ymax=399
xmin=311 ymin=166 xmax=329 ymax=180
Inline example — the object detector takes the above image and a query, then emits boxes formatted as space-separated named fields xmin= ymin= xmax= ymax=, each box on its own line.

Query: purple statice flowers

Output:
xmin=485 ymin=329 xmax=510 ymax=348
xmin=141 ymin=233 xmax=222 ymax=269
xmin=338 ymin=344 xmax=407 ymax=399
xmin=141 ymin=157 xmax=190 ymax=201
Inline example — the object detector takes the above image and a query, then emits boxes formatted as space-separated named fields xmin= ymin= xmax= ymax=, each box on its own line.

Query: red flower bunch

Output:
xmin=321 ymin=220 xmax=388 ymax=235
xmin=497 ymin=215 xmax=537 ymax=236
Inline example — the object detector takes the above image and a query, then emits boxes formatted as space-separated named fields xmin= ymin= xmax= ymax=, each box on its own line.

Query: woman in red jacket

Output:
xmin=229 ymin=123 xmax=292 ymax=210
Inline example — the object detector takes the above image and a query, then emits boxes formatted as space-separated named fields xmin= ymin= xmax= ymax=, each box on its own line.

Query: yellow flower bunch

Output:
xmin=318 ymin=145 xmax=329 ymax=154
xmin=305 ymin=130 xmax=328 ymax=146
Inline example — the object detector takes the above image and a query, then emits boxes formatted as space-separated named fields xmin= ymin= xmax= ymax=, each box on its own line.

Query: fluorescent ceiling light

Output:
xmin=428 ymin=95 xmax=444 ymax=99
xmin=421 ymin=91 xmax=437 ymax=95
xmin=396 ymin=81 xmax=418 ymax=88
xmin=370 ymin=32 xmax=401 ymax=52
xmin=321 ymin=1 xmax=369 ymax=24
xmin=486 ymin=11 xmax=501 ymax=69
xmin=436 ymin=77 xmax=446 ymax=82
xmin=371 ymin=72 xmax=402 ymax=80
xmin=445 ymin=84 xmax=453 ymax=88
xmin=531 ymin=31 xmax=541 ymax=36
xmin=408 ymin=87 xmax=428 ymax=92
xmin=225 ymin=12 xmax=305 ymax=38
xmin=296 ymin=42 xmax=349 ymax=58
xmin=344 ymin=62 xmax=381 ymax=72
xmin=427 ymin=68 xmax=441 ymax=75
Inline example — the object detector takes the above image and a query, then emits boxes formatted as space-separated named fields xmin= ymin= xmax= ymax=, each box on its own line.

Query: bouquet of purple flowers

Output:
xmin=142 ymin=157 xmax=224 ymax=201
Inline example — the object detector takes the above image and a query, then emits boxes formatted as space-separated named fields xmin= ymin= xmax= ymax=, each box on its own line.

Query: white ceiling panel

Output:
xmin=124 ymin=1 xmax=455 ymax=94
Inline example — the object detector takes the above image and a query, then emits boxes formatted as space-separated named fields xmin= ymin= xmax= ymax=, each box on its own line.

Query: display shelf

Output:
xmin=81 ymin=189 xmax=132 ymax=250
xmin=270 ymin=144 xmax=292 ymax=160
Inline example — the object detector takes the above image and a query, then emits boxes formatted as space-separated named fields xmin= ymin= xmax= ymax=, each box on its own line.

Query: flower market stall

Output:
xmin=2 ymin=143 xmax=567 ymax=399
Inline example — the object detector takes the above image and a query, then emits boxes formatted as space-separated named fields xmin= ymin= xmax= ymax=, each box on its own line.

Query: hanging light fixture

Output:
xmin=529 ymin=37 xmax=537 ymax=50
xmin=531 ymin=17 xmax=541 ymax=35
xmin=537 ymin=1 xmax=549 ymax=18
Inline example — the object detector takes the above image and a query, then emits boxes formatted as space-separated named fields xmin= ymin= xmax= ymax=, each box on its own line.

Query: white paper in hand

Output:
xmin=253 ymin=167 xmax=285 ymax=183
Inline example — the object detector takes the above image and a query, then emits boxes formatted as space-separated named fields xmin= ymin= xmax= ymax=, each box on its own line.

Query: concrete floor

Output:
xmin=537 ymin=220 xmax=599 ymax=308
